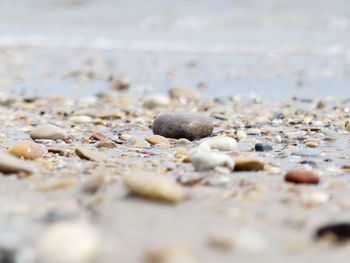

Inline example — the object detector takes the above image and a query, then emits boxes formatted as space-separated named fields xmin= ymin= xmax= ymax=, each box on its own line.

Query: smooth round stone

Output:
xmin=285 ymin=170 xmax=320 ymax=185
xmin=254 ymin=142 xmax=273 ymax=152
xmin=30 ymin=124 xmax=68 ymax=141
xmin=152 ymin=112 xmax=213 ymax=141
xmin=8 ymin=140 xmax=44 ymax=160
xmin=0 ymin=152 xmax=34 ymax=174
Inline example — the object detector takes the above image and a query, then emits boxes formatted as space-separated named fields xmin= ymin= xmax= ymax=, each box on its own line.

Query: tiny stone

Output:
xmin=234 ymin=158 xmax=265 ymax=171
xmin=169 ymin=87 xmax=199 ymax=103
xmin=305 ymin=141 xmax=319 ymax=148
xmin=143 ymin=95 xmax=170 ymax=109
xmin=254 ymin=142 xmax=273 ymax=152
xmin=89 ymin=132 xmax=107 ymax=141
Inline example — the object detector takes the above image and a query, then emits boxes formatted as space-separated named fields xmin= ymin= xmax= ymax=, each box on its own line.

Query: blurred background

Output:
xmin=0 ymin=0 xmax=349 ymax=99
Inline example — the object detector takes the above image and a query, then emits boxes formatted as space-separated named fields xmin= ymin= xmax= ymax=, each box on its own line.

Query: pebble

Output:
xmin=315 ymin=223 xmax=350 ymax=243
xmin=143 ymin=95 xmax=170 ymax=109
xmin=236 ymin=130 xmax=247 ymax=140
xmin=152 ymin=112 xmax=213 ymax=140
xmin=8 ymin=140 xmax=44 ymax=160
xmin=69 ymin=115 xmax=92 ymax=124
xmin=123 ymin=172 xmax=184 ymax=204
xmin=37 ymin=221 xmax=100 ymax=263
xmin=305 ymin=141 xmax=319 ymax=148
xmin=274 ymin=135 xmax=282 ymax=143
xmin=96 ymin=139 xmax=116 ymax=149
xmin=89 ymin=132 xmax=107 ymax=141
xmin=234 ymin=158 xmax=265 ymax=171
xmin=0 ymin=152 xmax=34 ymax=174
xmin=254 ymin=142 xmax=273 ymax=152
xmin=191 ymin=150 xmax=235 ymax=171
xmin=75 ymin=147 xmax=101 ymax=161
xmin=109 ymin=77 xmax=130 ymax=90
xmin=169 ymin=87 xmax=199 ymax=103
xmin=198 ymin=136 xmax=237 ymax=151
xmin=285 ymin=170 xmax=320 ymax=185
xmin=30 ymin=124 xmax=68 ymax=141
xmin=145 ymin=135 xmax=170 ymax=146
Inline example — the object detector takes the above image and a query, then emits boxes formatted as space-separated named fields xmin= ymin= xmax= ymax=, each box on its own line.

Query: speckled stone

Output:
xmin=152 ymin=112 xmax=213 ymax=141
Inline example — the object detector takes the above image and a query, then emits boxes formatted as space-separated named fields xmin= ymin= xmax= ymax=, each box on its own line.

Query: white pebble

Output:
xmin=198 ymin=136 xmax=237 ymax=152
xmin=37 ymin=221 xmax=100 ymax=263
xmin=191 ymin=149 xmax=235 ymax=171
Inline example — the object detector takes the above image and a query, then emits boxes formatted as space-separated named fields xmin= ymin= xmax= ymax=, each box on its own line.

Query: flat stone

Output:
xmin=0 ymin=152 xmax=34 ymax=174
xmin=285 ymin=170 xmax=320 ymax=185
xmin=75 ymin=147 xmax=101 ymax=161
xmin=124 ymin=172 xmax=184 ymax=204
xmin=145 ymin=135 xmax=170 ymax=146
xmin=152 ymin=112 xmax=213 ymax=141
xmin=254 ymin=142 xmax=273 ymax=152
xmin=8 ymin=140 xmax=44 ymax=160
xmin=30 ymin=124 xmax=68 ymax=141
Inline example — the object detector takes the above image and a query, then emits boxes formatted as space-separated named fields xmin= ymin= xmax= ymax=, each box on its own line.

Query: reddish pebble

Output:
xmin=285 ymin=170 xmax=320 ymax=185
xmin=90 ymin=132 xmax=107 ymax=141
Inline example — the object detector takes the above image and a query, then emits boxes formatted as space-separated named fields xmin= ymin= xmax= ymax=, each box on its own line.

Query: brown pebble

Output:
xmin=75 ymin=147 xmax=101 ymax=161
xmin=8 ymin=140 xmax=44 ymax=160
xmin=285 ymin=170 xmax=320 ymax=185
xmin=96 ymin=139 xmax=117 ymax=149
xmin=234 ymin=158 xmax=265 ymax=171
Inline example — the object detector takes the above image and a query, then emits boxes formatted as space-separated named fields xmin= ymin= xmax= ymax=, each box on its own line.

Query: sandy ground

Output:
xmin=0 ymin=1 xmax=349 ymax=263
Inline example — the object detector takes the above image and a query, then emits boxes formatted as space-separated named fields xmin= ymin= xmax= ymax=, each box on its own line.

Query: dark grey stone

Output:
xmin=152 ymin=112 xmax=213 ymax=141
xmin=255 ymin=142 xmax=273 ymax=152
